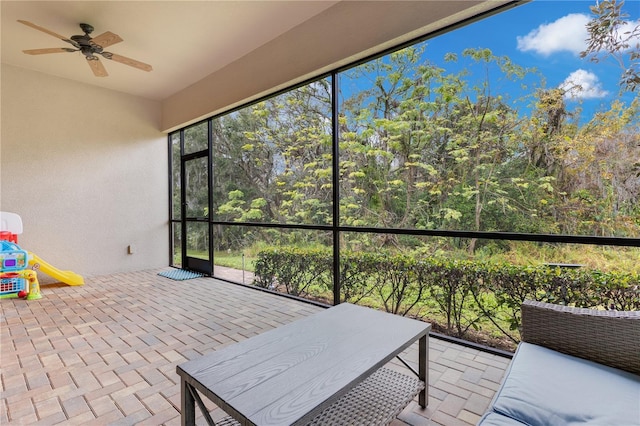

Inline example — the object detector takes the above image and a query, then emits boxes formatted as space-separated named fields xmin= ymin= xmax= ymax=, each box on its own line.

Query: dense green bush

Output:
xmin=253 ymin=247 xmax=332 ymax=297
xmin=253 ymin=246 xmax=640 ymax=346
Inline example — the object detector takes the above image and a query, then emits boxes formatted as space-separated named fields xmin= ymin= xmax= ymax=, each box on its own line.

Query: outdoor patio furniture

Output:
xmin=478 ymin=300 xmax=640 ymax=425
xmin=176 ymin=303 xmax=430 ymax=425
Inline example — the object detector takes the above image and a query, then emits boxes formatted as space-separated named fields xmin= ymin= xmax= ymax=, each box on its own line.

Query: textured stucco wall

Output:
xmin=1 ymin=64 xmax=168 ymax=279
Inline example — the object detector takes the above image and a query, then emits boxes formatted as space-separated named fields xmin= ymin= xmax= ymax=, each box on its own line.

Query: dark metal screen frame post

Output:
xmin=331 ymin=73 xmax=341 ymax=306
xmin=179 ymin=129 xmax=187 ymax=270
xmin=207 ymin=120 xmax=214 ymax=277
xmin=168 ymin=132 xmax=178 ymax=267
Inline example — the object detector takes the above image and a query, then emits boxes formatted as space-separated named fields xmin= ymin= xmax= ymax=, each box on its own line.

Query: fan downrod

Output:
xmin=79 ymin=23 xmax=94 ymax=35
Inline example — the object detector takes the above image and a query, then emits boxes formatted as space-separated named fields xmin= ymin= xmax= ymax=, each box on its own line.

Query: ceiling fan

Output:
xmin=18 ymin=20 xmax=153 ymax=77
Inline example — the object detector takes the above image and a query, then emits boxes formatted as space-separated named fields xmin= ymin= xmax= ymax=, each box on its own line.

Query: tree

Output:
xmin=339 ymin=46 xmax=549 ymax=251
xmin=212 ymin=108 xmax=274 ymax=222
xmin=560 ymin=99 xmax=640 ymax=236
xmin=213 ymin=80 xmax=333 ymax=228
xmin=581 ymin=0 xmax=640 ymax=93
xmin=439 ymin=49 xmax=527 ymax=252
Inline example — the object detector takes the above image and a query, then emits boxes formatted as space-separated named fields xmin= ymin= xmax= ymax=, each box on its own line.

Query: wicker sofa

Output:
xmin=478 ymin=300 xmax=640 ymax=425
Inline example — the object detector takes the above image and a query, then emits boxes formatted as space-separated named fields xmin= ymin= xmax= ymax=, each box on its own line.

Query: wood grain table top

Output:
xmin=177 ymin=303 xmax=430 ymax=425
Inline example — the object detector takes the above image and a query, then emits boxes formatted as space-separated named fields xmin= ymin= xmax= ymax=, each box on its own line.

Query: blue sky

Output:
xmin=421 ymin=0 xmax=639 ymax=123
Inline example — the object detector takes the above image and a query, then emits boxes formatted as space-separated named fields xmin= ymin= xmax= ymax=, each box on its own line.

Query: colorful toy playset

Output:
xmin=0 ymin=239 xmax=41 ymax=300
xmin=1 ymin=211 xmax=84 ymax=300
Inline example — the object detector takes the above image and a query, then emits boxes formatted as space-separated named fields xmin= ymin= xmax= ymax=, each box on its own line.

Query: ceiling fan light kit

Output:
xmin=18 ymin=20 xmax=153 ymax=77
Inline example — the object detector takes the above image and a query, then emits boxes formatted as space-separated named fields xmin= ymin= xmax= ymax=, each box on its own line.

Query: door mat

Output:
xmin=158 ymin=269 xmax=204 ymax=281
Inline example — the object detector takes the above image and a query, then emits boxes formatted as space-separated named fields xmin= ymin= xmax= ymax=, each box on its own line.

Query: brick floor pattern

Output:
xmin=1 ymin=269 xmax=510 ymax=425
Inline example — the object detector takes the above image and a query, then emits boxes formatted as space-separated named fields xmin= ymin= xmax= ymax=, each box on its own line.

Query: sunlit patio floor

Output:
xmin=1 ymin=269 xmax=511 ymax=425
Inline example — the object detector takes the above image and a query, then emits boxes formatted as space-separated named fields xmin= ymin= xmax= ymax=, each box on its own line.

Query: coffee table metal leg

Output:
xmin=181 ymin=379 xmax=196 ymax=426
xmin=419 ymin=334 xmax=428 ymax=408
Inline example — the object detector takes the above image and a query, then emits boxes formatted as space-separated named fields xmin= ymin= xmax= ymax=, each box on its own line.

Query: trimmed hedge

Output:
xmin=253 ymin=247 xmax=333 ymax=297
xmin=254 ymin=247 xmax=639 ymax=345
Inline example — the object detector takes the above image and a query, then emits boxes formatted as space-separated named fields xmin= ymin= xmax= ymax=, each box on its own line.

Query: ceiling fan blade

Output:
xmin=86 ymin=57 xmax=108 ymax=77
xmin=104 ymin=52 xmax=152 ymax=72
xmin=23 ymin=47 xmax=76 ymax=55
xmin=17 ymin=20 xmax=77 ymax=47
xmin=91 ymin=31 xmax=123 ymax=48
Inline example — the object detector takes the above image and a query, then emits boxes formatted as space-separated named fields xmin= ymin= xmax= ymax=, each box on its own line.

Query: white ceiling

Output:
xmin=2 ymin=1 xmax=517 ymax=108
xmin=1 ymin=1 xmax=340 ymax=101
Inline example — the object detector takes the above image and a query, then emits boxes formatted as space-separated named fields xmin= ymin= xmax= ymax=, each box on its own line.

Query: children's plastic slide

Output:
xmin=28 ymin=252 xmax=84 ymax=286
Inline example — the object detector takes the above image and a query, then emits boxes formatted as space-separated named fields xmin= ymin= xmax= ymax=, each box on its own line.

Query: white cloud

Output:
xmin=618 ymin=19 xmax=640 ymax=47
xmin=517 ymin=13 xmax=590 ymax=56
xmin=559 ymin=69 xmax=610 ymax=100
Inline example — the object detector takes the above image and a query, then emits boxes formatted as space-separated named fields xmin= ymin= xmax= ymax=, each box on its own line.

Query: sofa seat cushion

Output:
xmin=477 ymin=412 xmax=526 ymax=425
xmin=485 ymin=342 xmax=640 ymax=425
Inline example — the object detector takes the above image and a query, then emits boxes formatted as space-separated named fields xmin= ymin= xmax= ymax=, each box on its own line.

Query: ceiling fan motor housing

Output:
xmin=70 ymin=23 xmax=104 ymax=58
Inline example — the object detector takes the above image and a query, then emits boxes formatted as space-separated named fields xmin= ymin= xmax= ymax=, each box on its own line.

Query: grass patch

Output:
xmin=214 ymin=251 xmax=256 ymax=272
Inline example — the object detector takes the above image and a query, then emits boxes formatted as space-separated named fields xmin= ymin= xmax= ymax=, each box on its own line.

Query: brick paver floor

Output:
xmin=1 ymin=269 xmax=511 ymax=425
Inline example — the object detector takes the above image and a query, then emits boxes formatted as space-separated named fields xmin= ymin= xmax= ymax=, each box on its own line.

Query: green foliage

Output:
xmin=253 ymin=247 xmax=333 ymax=297
xmin=254 ymin=246 xmax=640 ymax=345
xmin=581 ymin=0 xmax=640 ymax=93
xmin=213 ymin=251 xmax=254 ymax=271
xmin=212 ymin=81 xmax=333 ymax=227
xmin=175 ymin=39 xmax=639 ymax=255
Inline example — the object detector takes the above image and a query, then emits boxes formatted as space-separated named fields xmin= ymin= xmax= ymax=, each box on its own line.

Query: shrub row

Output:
xmin=253 ymin=247 xmax=640 ymax=345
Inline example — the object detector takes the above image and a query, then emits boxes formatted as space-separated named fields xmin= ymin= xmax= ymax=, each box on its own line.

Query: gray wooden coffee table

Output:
xmin=177 ymin=303 xmax=430 ymax=425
